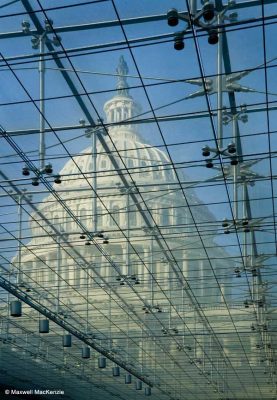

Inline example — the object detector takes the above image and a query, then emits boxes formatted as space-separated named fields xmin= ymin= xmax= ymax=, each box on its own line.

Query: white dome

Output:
xmin=56 ymin=56 xmax=178 ymax=189
xmin=56 ymin=135 xmax=177 ymax=189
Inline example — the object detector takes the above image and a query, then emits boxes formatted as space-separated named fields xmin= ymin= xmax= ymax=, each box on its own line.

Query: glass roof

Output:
xmin=0 ymin=0 xmax=276 ymax=399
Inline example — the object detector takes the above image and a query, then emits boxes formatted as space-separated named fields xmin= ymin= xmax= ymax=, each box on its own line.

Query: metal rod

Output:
xmin=56 ymin=233 xmax=61 ymax=314
xmin=109 ymin=287 xmax=112 ymax=350
xmin=39 ymin=35 xmax=46 ymax=171
xmin=150 ymin=233 xmax=154 ymax=307
xmin=217 ymin=13 xmax=223 ymax=149
xmin=126 ymin=191 xmax=130 ymax=276
xmin=189 ymin=0 xmax=197 ymax=15
xmin=250 ymin=233 xmax=255 ymax=301
xmin=17 ymin=195 xmax=22 ymax=285
xmin=242 ymin=182 xmax=247 ymax=220
xmin=86 ymin=268 xmax=89 ymax=334
xmin=91 ymin=129 xmax=97 ymax=233
xmin=242 ymin=182 xmax=248 ymax=264
xmin=232 ymin=116 xmax=238 ymax=220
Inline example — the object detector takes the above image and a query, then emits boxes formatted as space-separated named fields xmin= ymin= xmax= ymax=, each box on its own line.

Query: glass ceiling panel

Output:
xmin=0 ymin=0 xmax=276 ymax=399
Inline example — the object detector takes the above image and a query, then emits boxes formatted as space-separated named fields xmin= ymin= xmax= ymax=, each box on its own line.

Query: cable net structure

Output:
xmin=0 ymin=1 xmax=276 ymax=399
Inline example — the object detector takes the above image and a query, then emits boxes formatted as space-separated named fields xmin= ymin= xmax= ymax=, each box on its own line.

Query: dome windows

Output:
xmin=129 ymin=210 xmax=138 ymax=227
xmin=79 ymin=208 xmax=87 ymax=224
xmin=161 ymin=208 xmax=170 ymax=227
xmin=141 ymin=161 xmax=148 ymax=176
xmin=153 ymin=167 xmax=160 ymax=180
xmin=101 ymin=158 xmax=107 ymax=169
xmin=74 ymin=266 xmax=81 ymax=288
xmin=128 ymin=159 xmax=134 ymax=169
xmin=110 ymin=205 xmax=120 ymax=226
xmin=97 ymin=207 xmax=103 ymax=228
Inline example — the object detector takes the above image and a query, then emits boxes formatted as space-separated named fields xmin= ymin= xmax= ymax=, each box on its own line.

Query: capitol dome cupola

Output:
xmin=104 ymin=56 xmax=141 ymax=139
xmin=54 ymin=56 xmax=179 ymax=189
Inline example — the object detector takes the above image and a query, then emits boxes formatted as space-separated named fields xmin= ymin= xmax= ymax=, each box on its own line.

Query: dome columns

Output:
xmin=104 ymin=97 xmax=141 ymax=135
xmin=103 ymin=56 xmax=141 ymax=137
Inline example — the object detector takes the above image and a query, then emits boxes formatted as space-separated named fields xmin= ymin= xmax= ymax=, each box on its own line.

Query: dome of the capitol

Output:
xmin=56 ymin=56 xmax=177 ymax=189
xmin=57 ymin=139 xmax=177 ymax=189
xmin=16 ymin=56 xmax=228 ymax=306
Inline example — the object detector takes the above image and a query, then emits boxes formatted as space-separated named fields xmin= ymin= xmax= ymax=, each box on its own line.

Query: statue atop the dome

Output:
xmin=116 ymin=56 xmax=130 ymax=97
xmin=104 ymin=56 xmax=141 ymax=132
